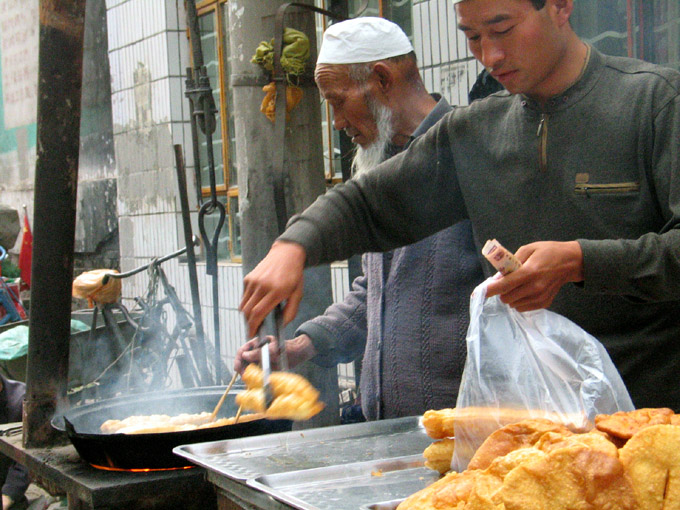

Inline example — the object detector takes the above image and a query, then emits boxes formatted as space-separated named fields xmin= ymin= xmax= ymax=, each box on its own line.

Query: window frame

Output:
xmin=192 ymin=0 xmax=241 ymax=262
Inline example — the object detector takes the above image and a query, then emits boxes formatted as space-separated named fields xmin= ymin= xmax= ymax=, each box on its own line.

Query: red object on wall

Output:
xmin=18 ymin=214 xmax=32 ymax=290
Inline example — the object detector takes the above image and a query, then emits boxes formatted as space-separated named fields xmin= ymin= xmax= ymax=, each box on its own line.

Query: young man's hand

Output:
xmin=486 ymin=241 xmax=584 ymax=311
xmin=240 ymin=241 xmax=307 ymax=337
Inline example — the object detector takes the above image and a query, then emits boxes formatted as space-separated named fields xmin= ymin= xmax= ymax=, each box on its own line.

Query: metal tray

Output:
xmin=359 ymin=499 xmax=406 ymax=510
xmin=247 ymin=455 xmax=437 ymax=510
xmin=173 ymin=416 xmax=433 ymax=482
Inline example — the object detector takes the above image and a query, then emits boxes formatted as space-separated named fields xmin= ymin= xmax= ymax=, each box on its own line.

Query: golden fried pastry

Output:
xmin=595 ymin=407 xmax=675 ymax=440
xmin=422 ymin=407 xmax=587 ymax=443
xmin=619 ymin=424 xmax=680 ymax=510
xmin=241 ymin=364 xmax=320 ymax=400
xmin=423 ymin=438 xmax=456 ymax=474
xmin=485 ymin=447 xmax=547 ymax=479
xmin=236 ymin=365 xmax=324 ymax=421
xmin=396 ymin=470 xmax=475 ymax=510
xmin=235 ymin=388 xmax=267 ymax=412
xmin=265 ymin=393 xmax=324 ymax=420
xmin=422 ymin=408 xmax=458 ymax=439
xmin=237 ymin=390 xmax=323 ymax=420
xmin=432 ymin=469 xmax=502 ymax=510
xmin=501 ymin=445 xmax=638 ymax=510
xmin=534 ymin=428 xmax=619 ymax=458
xmin=467 ymin=419 xmax=572 ymax=471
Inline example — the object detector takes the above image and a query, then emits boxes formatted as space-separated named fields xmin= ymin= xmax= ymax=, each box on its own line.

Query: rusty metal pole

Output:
xmin=23 ymin=0 xmax=87 ymax=448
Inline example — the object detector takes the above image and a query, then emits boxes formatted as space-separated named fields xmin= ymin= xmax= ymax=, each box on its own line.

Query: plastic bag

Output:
xmin=451 ymin=277 xmax=634 ymax=470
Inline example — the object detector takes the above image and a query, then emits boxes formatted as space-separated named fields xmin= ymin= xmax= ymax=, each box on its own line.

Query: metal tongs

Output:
xmin=258 ymin=304 xmax=288 ymax=409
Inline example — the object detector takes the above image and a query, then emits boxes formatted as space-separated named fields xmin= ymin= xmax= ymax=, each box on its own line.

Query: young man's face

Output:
xmin=456 ymin=0 xmax=569 ymax=100
xmin=314 ymin=64 xmax=381 ymax=148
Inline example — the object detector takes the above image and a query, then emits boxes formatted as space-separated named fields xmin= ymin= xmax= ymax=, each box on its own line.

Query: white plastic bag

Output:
xmin=451 ymin=277 xmax=634 ymax=470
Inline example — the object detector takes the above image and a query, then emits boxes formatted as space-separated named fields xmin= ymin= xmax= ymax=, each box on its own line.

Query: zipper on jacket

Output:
xmin=537 ymin=114 xmax=548 ymax=172
xmin=574 ymin=182 xmax=640 ymax=195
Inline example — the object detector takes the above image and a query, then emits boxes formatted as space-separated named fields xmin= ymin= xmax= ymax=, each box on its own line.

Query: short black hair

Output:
xmin=529 ymin=0 xmax=547 ymax=9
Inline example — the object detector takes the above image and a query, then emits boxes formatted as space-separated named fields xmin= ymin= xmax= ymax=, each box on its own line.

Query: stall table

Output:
xmin=175 ymin=416 xmax=438 ymax=510
xmin=0 ymin=422 xmax=217 ymax=510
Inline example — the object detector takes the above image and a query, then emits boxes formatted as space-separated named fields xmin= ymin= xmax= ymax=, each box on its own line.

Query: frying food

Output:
xmin=100 ymin=411 xmax=263 ymax=434
xmin=235 ymin=389 xmax=324 ymax=420
xmin=235 ymin=364 xmax=324 ymax=420
xmin=400 ymin=408 xmax=680 ymax=510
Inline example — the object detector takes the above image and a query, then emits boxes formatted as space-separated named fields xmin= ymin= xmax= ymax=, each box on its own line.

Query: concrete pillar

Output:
xmin=228 ymin=0 xmax=339 ymax=427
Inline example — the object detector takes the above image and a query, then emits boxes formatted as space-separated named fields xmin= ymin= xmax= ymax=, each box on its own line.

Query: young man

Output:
xmin=241 ymin=0 xmax=680 ymax=411
xmin=235 ymin=18 xmax=484 ymax=420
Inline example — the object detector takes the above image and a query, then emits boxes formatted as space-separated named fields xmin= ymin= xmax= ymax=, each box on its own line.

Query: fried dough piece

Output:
xmin=422 ymin=407 xmax=587 ymax=442
xmin=266 ymin=393 xmax=324 ymax=420
xmin=467 ymin=419 xmax=572 ymax=471
xmin=485 ymin=447 xmax=547 ymax=479
xmin=431 ymin=449 xmax=548 ymax=510
xmin=100 ymin=413 xmax=208 ymax=433
xmin=423 ymin=408 xmax=458 ymax=440
xmin=241 ymin=364 xmax=320 ymax=400
xmin=673 ymin=415 xmax=680 ymax=426
xmin=501 ymin=445 xmax=637 ymax=510
xmin=433 ymin=469 xmax=502 ymax=510
xmin=100 ymin=411 xmax=265 ymax=434
xmin=235 ymin=388 xmax=324 ymax=420
xmin=396 ymin=471 xmax=464 ymax=510
xmin=424 ymin=438 xmax=456 ymax=474
xmin=595 ymin=408 xmax=675 ymax=440
xmin=619 ymin=424 xmax=680 ymax=510
xmin=534 ymin=429 xmax=619 ymax=458
xmin=238 ymin=364 xmax=324 ymax=420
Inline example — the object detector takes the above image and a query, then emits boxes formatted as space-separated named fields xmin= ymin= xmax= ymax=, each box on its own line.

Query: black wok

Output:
xmin=51 ymin=386 xmax=292 ymax=470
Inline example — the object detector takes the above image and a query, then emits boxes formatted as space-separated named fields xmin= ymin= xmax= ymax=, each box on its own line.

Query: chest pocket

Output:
xmin=574 ymin=173 xmax=640 ymax=196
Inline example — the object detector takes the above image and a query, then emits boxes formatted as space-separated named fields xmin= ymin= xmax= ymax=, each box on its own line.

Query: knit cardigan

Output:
xmin=296 ymin=98 xmax=485 ymax=420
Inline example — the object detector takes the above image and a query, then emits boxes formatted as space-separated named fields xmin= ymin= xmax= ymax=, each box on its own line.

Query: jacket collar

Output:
xmin=521 ymin=44 xmax=602 ymax=113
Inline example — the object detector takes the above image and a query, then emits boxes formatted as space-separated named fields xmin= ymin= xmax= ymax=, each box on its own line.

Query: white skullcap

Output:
xmin=317 ymin=17 xmax=414 ymax=65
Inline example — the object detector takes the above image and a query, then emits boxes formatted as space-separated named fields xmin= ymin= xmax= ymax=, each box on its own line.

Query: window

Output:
xmin=191 ymin=0 xmax=241 ymax=261
xmin=316 ymin=1 xmax=414 ymax=183
xmin=572 ymin=0 xmax=680 ymax=70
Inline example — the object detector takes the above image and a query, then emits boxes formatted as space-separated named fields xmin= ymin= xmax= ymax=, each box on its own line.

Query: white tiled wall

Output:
xmin=106 ymin=0 xmax=487 ymax=387
xmin=412 ymin=0 xmax=483 ymax=106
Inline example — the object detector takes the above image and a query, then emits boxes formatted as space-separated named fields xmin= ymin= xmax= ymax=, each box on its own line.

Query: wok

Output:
xmin=51 ymin=386 xmax=292 ymax=470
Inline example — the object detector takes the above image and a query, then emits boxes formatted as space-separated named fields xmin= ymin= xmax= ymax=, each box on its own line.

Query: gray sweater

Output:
xmin=282 ymin=48 xmax=680 ymax=411
xmin=297 ymin=98 xmax=484 ymax=420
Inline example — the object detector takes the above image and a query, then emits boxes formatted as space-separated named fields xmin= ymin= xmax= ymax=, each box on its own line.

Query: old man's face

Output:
xmin=315 ymin=63 xmax=395 ymax=174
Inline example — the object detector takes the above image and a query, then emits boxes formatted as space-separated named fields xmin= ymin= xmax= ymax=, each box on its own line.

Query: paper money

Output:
xmin=482 ymin=239 xmax=522 ymax=275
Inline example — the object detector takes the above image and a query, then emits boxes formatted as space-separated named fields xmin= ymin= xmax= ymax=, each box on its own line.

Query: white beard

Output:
xmin=351 ymin=97 xmax=395 ymax=176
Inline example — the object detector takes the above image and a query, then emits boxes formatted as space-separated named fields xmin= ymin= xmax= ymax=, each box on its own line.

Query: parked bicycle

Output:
xmin=68 ymin=240 xmax=226 ymax=404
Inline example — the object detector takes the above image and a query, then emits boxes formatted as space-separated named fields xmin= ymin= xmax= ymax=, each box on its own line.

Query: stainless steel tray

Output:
xmin=247 ymin=455 xmax=437 ymax=510
xmin=173 ymin=416 xmax=432 ymax=482
xmin=360 ymin=499 xmax=406 ymax=510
